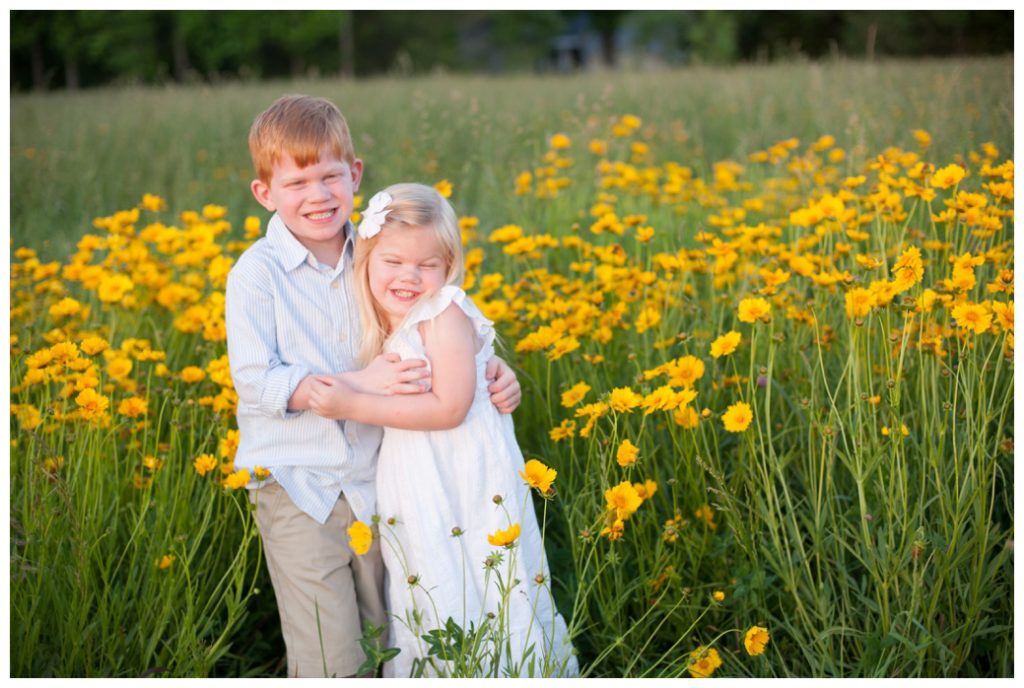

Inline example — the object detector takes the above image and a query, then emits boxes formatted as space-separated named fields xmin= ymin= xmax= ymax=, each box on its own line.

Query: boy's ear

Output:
xmin=251 ymin=179 xmax=276 ymax=212
xmin=350 ymin=158 xmax=364 ymax=193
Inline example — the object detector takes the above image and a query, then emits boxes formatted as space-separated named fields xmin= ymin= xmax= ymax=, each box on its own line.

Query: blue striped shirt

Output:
xmin=225 ymin=213 xmax=382 ymax=524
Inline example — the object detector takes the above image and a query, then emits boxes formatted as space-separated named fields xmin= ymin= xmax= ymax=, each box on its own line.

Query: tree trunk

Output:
xmin=172 ymin=16 xmax=190 ymax=82
xmin=31 ymin=36 xmax=46 ymax=90
xmin=339 ymin=10 xmax=355 ymax=78
xmin=65 ymin=59 xmax=79 ymax=90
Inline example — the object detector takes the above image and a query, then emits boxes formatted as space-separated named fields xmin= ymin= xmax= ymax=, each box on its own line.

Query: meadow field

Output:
xmin=10 ymin=57 xmax=1014 ymax=677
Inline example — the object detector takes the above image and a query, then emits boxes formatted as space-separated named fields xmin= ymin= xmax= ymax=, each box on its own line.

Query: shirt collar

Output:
xmin=266 ymin=213 xmax=354 ymax=272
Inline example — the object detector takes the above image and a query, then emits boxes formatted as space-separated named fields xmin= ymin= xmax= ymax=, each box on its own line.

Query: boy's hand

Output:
xmin=287 ymin=375 xmax=319 ymax=411
xmin=347 ymin=353 xmax=430 ymax=395
xmin=308 ymin=375 xmax=356 ymax=419
xmin=486 ymin=356 xmax=521 ymax=414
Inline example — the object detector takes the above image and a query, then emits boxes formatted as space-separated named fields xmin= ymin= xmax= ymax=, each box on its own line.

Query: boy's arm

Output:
xmin=485 ymin=356 xmax=521 ymax=414
xmin=225 ymin=265 xmax=310 ymax=417
xmin=308 ymin=304 xmax=477 ymax=430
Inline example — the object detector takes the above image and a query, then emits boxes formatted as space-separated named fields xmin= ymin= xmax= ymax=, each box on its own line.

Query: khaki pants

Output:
xmin=250 ymin=481 xmax=386 ymax=678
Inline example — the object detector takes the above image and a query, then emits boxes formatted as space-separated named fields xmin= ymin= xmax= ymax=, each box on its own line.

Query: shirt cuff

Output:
xmin=260 ymin=364 xmax=311 ymax=418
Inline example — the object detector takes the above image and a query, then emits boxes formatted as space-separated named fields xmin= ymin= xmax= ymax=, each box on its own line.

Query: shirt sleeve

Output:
xmin=225 ymin=259 xmax=309 ymax=418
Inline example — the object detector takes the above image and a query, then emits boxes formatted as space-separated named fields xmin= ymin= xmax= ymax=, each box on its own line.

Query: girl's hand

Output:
xmin=347 ymin=353 xmax=430 ymax=395
xmin=308 ymin=375 xmax=356 ymax=419
xmin=485 ymin=356 xmax=521 ymax=414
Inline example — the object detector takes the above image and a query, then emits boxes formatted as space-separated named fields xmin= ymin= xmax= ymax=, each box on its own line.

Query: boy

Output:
xmin=225 ymin=95 xmax=521 ymax=678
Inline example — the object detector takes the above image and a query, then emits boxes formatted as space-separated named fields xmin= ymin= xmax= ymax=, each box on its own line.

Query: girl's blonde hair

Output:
xmin=353 ymin=183 xmax=463 ymax=365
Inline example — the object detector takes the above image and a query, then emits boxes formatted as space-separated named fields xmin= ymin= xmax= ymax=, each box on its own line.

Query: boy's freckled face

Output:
xmin=368 ymin=226 xmax=448 ymax=329
xmin=251 ymin=147 xmax=363 ymax=256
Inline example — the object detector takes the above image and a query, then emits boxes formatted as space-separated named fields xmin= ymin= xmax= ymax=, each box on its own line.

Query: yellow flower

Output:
xmin=712 ymin=590 xmax=725 ymax=602
xmin=605 ymin=480 xmax=642 ymax=520
xmin=930 ymin=163 xmax=966 ymax=189
xmin=117 ymin=396 xmax=148 ymax=418
xmin=80 ymin=336 xmax=110 ymax=356
xmin=223 ymin=469 xmax=250 ymax=490
xmin=193 ymin=453 xmax=218 ymax=476
xmin=688 ymin=646 xmax=722 ymax=678
xmin=616 ymin=439 xmax=639 ymax=467
xmin=487 ymin=523 xmax=521 ymax=547
xmin=608 ymin=386 xmax=643 ymax=413
xmin=737 ymin=297 xmax=771 ymax=323
xmin=97 ymin=274 xmax=134 ymax=303
xmin=141 ymin=193 xmax=167 ymax=212
xmin=49 ymin=297 xmax=82 ymax=319
xmin=951 ymin=302 xmax=993 ymax=335
xmin=721 ymin=401 xmax=753 ymax=432
xmin=180 ymin=366 xmax=207 ymax=383
xmin=519 ymin=459 xmax=558 ymax=494
xmin=634 ymin=479 xmax=657 ymax=500
xmin=710 ymin=331 xmax=741 ymax=358
xmin=254 ymin=466 xmax=272 ymax=481
xmin=549 ymin=419 xmax=576 ymax=442
xmin=347 ymin=520 xmax=373 ymax=556
xmin=589 ymin=139 xmax=608 ymax=156
xmin=912 ymin=129 xmax=932 ymax=149
xmin=549 ymin=133 xmax=571 ymax=150
xmin=75 ymin=388 xmax=110 ymax=419
xmin=845 ymin=287 xmax=875 ymax=319
xmin=695 ymin=503 xmax=717 ymax=530
xmin=105 ymin=356 xmax=133 ymax=380
xmin=673 ymin=405 xmax=699 ymax=429
xmin=744 ymin=626 xmax=770 ymax=656
xmin=156 ymin=554 xmax=176 ymax=570
xmin=433 ymin=179 xmax=453 ymax=198
xmin=560 ymin=381 xmax=591 ymax=408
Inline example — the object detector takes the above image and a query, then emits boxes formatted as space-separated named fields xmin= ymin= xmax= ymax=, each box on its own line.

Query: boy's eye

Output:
xmin=384 ymin=259 xmax=401 ymax=265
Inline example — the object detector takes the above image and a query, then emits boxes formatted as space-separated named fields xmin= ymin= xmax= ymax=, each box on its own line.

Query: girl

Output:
xmin=308 ymin=183 xmax=577 ymax=678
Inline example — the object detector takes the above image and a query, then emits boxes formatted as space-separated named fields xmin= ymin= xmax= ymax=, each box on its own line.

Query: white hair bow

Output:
xmin=357 ymin=191 xmax=393 ymax=239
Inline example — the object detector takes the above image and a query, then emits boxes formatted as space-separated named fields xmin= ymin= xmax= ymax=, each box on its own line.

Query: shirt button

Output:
xmin=331 ymin=280 xmax=340 ymax=289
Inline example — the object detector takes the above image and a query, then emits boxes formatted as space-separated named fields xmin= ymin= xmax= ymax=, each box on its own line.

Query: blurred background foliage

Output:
xmin=10 ymin=9 xmax=1013 ymax=91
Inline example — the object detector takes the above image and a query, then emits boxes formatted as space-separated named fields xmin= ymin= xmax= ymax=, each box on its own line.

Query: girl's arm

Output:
xmin=308 ymin=303 xmax=477 ymax=431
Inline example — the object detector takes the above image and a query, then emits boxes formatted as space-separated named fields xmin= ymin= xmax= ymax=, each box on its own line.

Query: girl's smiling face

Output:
xmin=367 ymin=224 xmax=449 ymax=329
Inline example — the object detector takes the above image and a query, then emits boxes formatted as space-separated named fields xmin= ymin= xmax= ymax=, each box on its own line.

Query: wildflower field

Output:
xmin=10 ymin=57 xmax=1014 ymax=677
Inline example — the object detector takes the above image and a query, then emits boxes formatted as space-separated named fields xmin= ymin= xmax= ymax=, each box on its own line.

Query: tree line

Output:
xmin=11 ymin=10 xmax=1013 ymax=91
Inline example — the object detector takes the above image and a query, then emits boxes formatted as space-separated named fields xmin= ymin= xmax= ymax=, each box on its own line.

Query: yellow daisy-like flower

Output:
xmin=605 ymin=480 xmax=642 ymax=520
xmin=845 ymin=287 xmax=874 ymax=320
xmin=712 ymin=590 xmax=725 ymax=602
xmin=347 ymin=520 xmax=373 ymax=556
xmin=180 ymin=366 xmax=207 ymax=383
xmin=549 ymin=133 xmax=571 ymax=150
xmin=117 ymin=396 xmax=148 ymax=418
xmin=930 ymin=163 xmax=966 ymax=189
xmin=608 ymin=386 xmax=643 ymax=413
xmin=744 ymin=626 xmax=770 ymax=656
xmin=75 ymin=388 xmax=110 ymax=419
xmin=156 ymin=554 xmax=176 ymax=570
xmin=222 ymin=469 xmax=250 ymax=490
xmin=688 ymin=646 xmax=722 ymax=678
xmin=80 ymin=336 xmax=110 ymax=356
xmin=737 ymin=297 xmax=771 ymax=323
xmin=433 ymin=179 xmax=453 ymax=198
xmin=721 ymin=401 xmax=753 ymax=432
xmin=97 ymin=274 xmax=134 ymax=304
xmin=519 ymin=459 xmax=557 ymax=494
xmin=560 ymin=381 xmax=591 ymax=408
xmin=616 ymin=439 xmax=640 ymax=467
xmin=487 ymin=523 xmax=521 ymax=548
xmin=710 ymin=331 xmax=741 ymax=358
xmin=951 ymin=302 xmax=993 ymax=335
xmin=193 ymin=454 xmax=218 ymax=476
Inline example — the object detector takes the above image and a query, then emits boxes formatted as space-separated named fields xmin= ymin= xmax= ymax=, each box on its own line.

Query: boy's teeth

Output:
xmin=308 ymin=210 xmax=333 ymax=220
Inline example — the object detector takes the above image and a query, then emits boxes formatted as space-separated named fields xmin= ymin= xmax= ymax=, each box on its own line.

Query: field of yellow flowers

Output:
xmin=11 ymin=59 xmax=1013 ymax=677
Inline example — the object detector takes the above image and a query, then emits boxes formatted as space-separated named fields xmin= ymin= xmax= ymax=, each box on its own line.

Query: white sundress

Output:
xmin=375 ymin=285 xmax=578 ymax=678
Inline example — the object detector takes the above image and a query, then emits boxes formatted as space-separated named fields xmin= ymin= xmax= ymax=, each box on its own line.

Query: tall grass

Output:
xmin=10 ymin=57 xmax=1013 ymax=677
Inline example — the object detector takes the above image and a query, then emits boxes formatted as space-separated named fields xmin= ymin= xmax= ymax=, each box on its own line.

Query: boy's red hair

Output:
xmin=248 ymin=95 xmax=355 ymax=184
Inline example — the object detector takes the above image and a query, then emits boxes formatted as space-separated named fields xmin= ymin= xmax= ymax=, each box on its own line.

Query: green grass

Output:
xmin=12 ymin=57 xmax=1012 ymax=256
